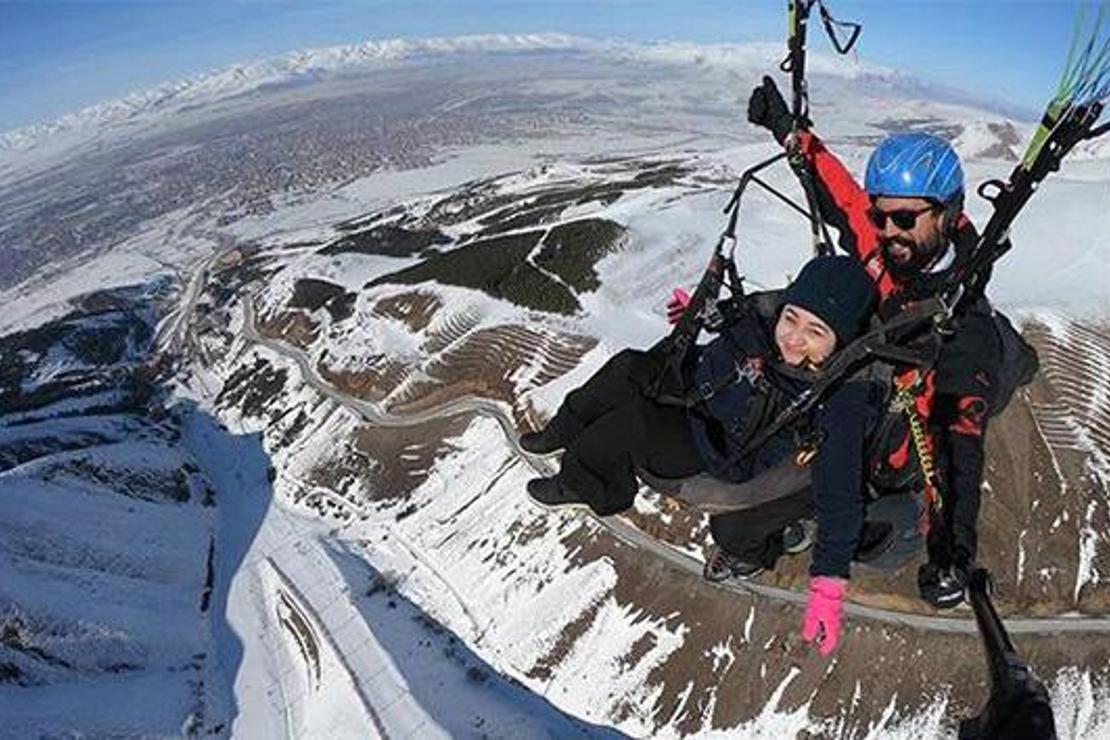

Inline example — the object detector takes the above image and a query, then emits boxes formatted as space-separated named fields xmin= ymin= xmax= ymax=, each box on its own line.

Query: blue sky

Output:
xmin=0 ymin=0 xmax=1089 ymax=133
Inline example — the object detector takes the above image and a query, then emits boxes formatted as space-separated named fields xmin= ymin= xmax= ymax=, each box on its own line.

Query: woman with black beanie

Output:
xmin=521 ymin=254 xmax=882 ymax=655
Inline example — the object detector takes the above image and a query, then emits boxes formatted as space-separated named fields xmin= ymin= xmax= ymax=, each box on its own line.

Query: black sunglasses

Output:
xmin=867 ymin=203 xmax=938 ymax=231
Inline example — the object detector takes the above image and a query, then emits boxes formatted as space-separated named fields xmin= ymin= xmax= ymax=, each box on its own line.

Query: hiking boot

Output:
xmin=918 ymin=562 xmax=968 ymax=609
xmin=526 ymin=476 xmax=589 ymax=510
xmin=703 ymin=545 xmax=764 ymax=583
xmin=854 ymin=520 xmax=896 ymax=563
xmin=520 ymin=427 xmax=566 ymax=455
xmin=782 ymin=518 xmax=817 ymax=555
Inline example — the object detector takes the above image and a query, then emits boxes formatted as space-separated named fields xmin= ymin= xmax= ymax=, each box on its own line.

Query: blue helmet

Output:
xmin=864 ymin=133 xmax=964 ymax=203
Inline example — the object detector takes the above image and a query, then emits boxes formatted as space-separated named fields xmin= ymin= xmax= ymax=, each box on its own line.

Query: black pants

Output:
xmin=709 ymin=489 xmax=815 ymax=568
xmin=547 ymin=346 xmax=705 ymax=515
xmin=547 ymin=344 xmax=809 ymax=567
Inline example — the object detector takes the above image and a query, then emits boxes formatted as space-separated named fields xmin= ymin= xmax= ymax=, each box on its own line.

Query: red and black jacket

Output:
xmin=795 ymin=132 xmax=1002 ymax=568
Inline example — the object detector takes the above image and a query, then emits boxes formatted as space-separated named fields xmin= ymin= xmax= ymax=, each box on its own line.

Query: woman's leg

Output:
xmin=557 ymin=395 xmax=703 ymax=515
xmin=527 ymin=346 xmax=666 ymax=451
xmin=708 ymin=489 xmax=816 ymax=570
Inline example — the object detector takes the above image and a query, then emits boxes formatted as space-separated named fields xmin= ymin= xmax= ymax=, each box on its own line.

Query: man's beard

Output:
xmin=882 ymin=236 xmax=940 ymax=280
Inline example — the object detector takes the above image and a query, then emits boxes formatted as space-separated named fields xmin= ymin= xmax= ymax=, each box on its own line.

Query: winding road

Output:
xmin=236 ymin=301 xmax=1110 ymax=637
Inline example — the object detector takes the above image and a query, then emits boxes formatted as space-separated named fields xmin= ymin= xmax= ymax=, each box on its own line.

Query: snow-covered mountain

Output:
xmin=0 ymin=34 xmax=962 ymax=156
xmin=2 ymin=37 xmax=1109 ymax=737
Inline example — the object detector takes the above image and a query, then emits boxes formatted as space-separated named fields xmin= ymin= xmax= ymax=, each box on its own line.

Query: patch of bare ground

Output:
xmin=620 ymin=496 xmax=710 ymax=552
xmin=276 ymin=590 xmax=321 ymax=690
xmin=319 ymin=356 xmax=411 ymax=404
xmin=422 ymin=304 xmax=483 ymax=354
xmin=308 ymin=413 xmax=474 ymax=506
xmin=528 ymin=514 xmax=1110 ymax=736
xmin=371 ymin=290 xmax=443 ymax=332
xmin=1015 ymin=318 xmax=1110 ymax=613
xmin=312 ymin=295 xmax=478 ymax=404
xmin=389 ymin=324 xmax=596 ymax=427
xmin=254 ymin=309 xmax=320 ymax=350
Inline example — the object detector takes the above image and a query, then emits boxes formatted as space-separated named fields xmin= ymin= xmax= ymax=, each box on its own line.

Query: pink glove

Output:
xmin=802 ymin=576 xmax=847 ymax=656
xmin=665 ymin=288 xmax=692 ymax=325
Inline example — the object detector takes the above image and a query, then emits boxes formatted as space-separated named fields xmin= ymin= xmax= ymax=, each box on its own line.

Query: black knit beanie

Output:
xmin=782 ymin=255 xmax=876 ymax=345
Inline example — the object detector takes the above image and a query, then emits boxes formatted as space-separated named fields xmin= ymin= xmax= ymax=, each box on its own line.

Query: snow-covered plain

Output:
xmin=2 ymin=34 xmax=1110 ymax=738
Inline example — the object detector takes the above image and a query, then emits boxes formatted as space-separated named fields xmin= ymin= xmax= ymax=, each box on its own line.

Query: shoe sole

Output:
xmin=526 ymin=492 xmax=592 ymax=513
xmin=520 ymin=446 xmax=563 ymax=458
xmin=783 ymin=540 xmax=814 ymax=556
xmin=704 ymin=570 xmax=764 ymax=584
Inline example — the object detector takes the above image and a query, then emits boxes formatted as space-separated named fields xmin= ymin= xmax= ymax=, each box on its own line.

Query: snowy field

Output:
xmin=2 ymin=35 xmax=1110 ymax=738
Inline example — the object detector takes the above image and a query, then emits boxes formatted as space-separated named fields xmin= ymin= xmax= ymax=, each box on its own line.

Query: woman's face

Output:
xmin=774 ymin=303 xmax=837 ymax=367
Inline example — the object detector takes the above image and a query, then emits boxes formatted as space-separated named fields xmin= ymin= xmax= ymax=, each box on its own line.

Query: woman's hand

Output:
xmin=666 ymin=288 xmax=692 ymax=325
xmin=802 ymin=575 xmax=847 ymax=656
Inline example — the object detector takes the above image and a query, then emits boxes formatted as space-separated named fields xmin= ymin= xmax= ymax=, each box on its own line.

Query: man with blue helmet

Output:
xmin=745 ymin=76 xmax=1005 ymax=610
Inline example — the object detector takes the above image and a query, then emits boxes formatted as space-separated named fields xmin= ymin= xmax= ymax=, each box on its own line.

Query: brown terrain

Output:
xmin=208 ymin=241 xmax=1110 ymax=735
xmin=242 ymin=255 xmax=1110 ymax=614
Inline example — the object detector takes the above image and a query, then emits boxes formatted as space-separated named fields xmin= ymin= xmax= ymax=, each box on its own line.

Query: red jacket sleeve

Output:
xmin=796 ymin=132 xmax=897 ymax=298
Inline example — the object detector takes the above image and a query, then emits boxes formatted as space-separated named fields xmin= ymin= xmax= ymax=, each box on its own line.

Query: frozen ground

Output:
xmin=2 ymin=34 xmax=1109 ymax=738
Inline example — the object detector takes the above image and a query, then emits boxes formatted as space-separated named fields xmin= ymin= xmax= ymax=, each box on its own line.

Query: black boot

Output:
xmin=522 ymin=409 xmax=583 ymax=455
xmin=918 ymin=562 xmax=968 ymax=609
xmin=520 ymin=427 xmax=565 ymax=455
xmin=526 ymin=476 xmax=589 ymax=510
xmin=703 ymin=545 xmax=764 ymax=583
xmin=782 ymin=518 xmax=817 ymax=555
xmin=854 ymin=520 xmax=896 ymax=563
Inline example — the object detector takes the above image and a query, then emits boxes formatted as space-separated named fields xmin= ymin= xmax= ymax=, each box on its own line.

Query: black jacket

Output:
xmin=797 ymin=131 xmax=1004 ymax=569
xmin=687 ymin=305 xmax=883 ymax=577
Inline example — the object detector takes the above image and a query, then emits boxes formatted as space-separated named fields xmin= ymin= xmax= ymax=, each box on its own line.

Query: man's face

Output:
xmin=870 ymin=196 xmax=946 ymax=275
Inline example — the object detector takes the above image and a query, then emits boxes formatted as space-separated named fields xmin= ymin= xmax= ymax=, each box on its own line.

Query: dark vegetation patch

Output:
xmin=216 ymin=356 xmax=289 ymax=417
xmin=210 ymin=254 xmax=280 ymax=311
xmin=395 ymin=502 xmax=420 ymax=521
xmin=50 ymin=456 xmax=188 ymax=504
xmin=0 ymin=307 xmax=148 ymax=382
xmin=424 ymin=187 xmax=519 ymax=227
xmin=428 ymin=160 xmax=689 ymax=238
xmin=1 ymin=618 xmax=73 ymax=670
xmin=0 ymin=661 xmax=25 ymax=685
xmin=319 ymin=223 xmax=451 ymax=257
xmin=277 ymin=409 xmax=313 ymax=448
xmin=0 ymin=388 xmax=137 ymax=424
xmin=871 ymin=117 xmax=964 ymax=140
xmin=366 ymin=231 xmax=579 ymax=315
xmin=288 ymin=278 xmax=345 ymax=312
xmin=535 ymin=218 xmax=626 ymax=293
xmin=471 ymin=204 xmax=566 ymax=239
xmin=333 ymin=204 xmax=408 ymax=233
xmin=0 ymin=433 xmax=114 ymax=473
xmin=326 ymin=292 xmax=356 ymax=322
xmin=287 ymin=278 xmax=357 ymax=322
xmin=466 ymin=163 xmax=685 ymax=242
xmin=0 ymin=295 xmax=158 ymax=417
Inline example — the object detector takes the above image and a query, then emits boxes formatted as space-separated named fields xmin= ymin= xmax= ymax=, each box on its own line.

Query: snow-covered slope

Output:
xmin=0 ymin=34 xmax=922 ymax=155
xmin=2 ymin=38 xmax=1109 ymax=737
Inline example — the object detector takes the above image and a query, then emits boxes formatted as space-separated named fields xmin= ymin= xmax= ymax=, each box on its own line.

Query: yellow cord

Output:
xmin=894 ymin=373 xmax=942 ymax=519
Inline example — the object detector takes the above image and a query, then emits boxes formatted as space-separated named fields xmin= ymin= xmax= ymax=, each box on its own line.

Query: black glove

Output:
xmin=918 ymin=561 xmax=968 ymax=609
xmin=747 ymin=75 xmax=799 ymax=145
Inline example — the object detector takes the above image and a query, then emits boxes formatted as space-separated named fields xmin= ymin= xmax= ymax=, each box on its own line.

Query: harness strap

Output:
xmin=893 ymin=372 xmax=942 ymax=535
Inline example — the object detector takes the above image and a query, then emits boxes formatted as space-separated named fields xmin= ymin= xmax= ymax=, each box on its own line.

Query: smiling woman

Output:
xmin=774 ymin=304 xmax=835 ymax=366
xmin=520 ymin=254 xmax=880 ymax=655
